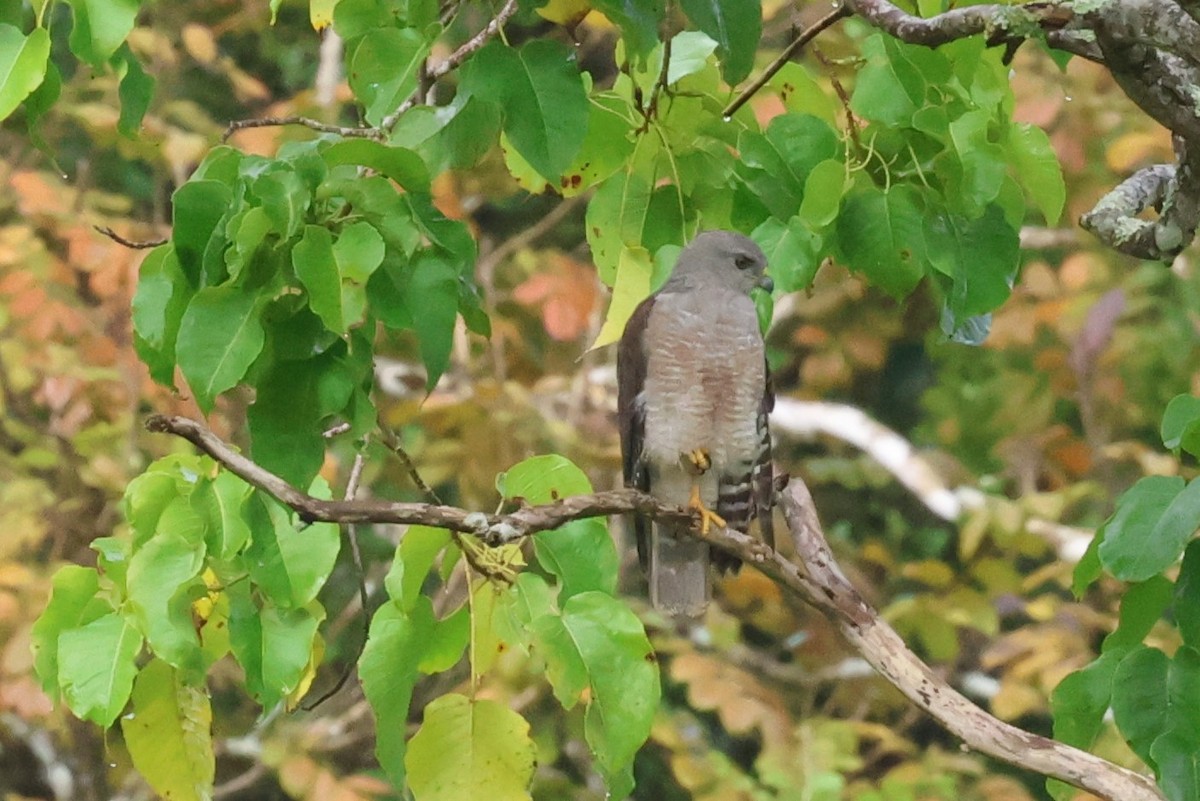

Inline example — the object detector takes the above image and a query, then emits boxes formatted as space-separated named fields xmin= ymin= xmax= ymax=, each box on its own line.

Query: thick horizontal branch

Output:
xmin=844 ymin=0 xmax=1073 ymax=48
xmin=145 ymin=415 xmax=694 ymax=537
xmin=149 ymin=413 xmax=1160 ymax=801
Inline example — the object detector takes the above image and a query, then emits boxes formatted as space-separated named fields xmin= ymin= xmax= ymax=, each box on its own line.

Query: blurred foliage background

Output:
xmin=2 ymin=0 xmax=1198 ymax=799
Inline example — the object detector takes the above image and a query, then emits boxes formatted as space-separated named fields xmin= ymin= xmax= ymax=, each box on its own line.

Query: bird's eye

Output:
xmin=734 ymin=255 xmax=755 ymax=270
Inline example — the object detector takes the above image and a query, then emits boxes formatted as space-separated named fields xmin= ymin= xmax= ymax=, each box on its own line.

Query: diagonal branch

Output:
xmin=147 ymin=413 xmax=1163 ymax=801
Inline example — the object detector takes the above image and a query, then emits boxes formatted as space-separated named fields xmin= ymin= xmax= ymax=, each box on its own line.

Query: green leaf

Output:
xmin=460 ymin=40 xmax=588 ymax=182
xmin=1163 ymin=394 xmax=1200 ymax=458
xmin=1073 ymin=527 xmax=1104 ymax=597
xmin=334 ymin=221 xmax=385 ymax=327
xmin=176 ymin=286 xmax=266 ymax=413
xmin=421 ymin=602 xmax=469 ymax=673
xmin=349 ymin=27 xmax=430 ymax=126
xmin=126 ymin=532 xmax=205 ymax=671
xmin=31 ymin=566 xmax=105 ymax=695
xmin=0 ymin=25 xmax=50 ymax=122
xmin=837 ymin=185 xmax=926 ymax=297
xmin=66 ymin=0 xmax=140 ymax=67
xmin=586 ymin=169 xmax=655 ymax=284
xmin=404 ymin=253 xmax=459 ymax=390
xmin=384 ymin=525 xmax=451 ymax=612
xmin=1050 ymin=647 xmax=1127 ymax=750
xmin=192 ymin=470 xmax=252 ymax=560
xmin=751 ymin=216 xmax=821 ymax=293
xmin=224 ymin=207 xmax=273 ymax=282
xmin=294 ymin=225 xmax=345 ymax=333
xmin=115 ymin=44 xmax=154 ymax=136
xmin=799 ymin=158 xmax=848 ymax=229
xmin=666 ymin=30 xmax=717 ymax=84
xmin=322 ymin=139 xmax=430 ymax=193
xmin=58 ymin=611 xmax=143 ymax=726
xmin=121 ymin=659 xmax=214 ymax=801
xmin=590 ymin=0 xmax=662 ymax=59
xmin=530 ymin=592 xmax=658 ymax=793
xmin=123 ymin=455 xmax=206 ymax=546
xmin=406 ymin=693 xmax=537 ymax=801
xmin=678 ymin=0 xmax=760 ymax=84
xmin=132 ymin=246 xmax=190 ymax=385
xmin=850 ymin=34 xmax=938 ymax=126
xmin=252 ymin=169 xmax=310 ymax=240
xmin=766 ymin=62 xmax=838 ymax=124
xmin=943 ymin=109 xmax=1007 ymax=218
xmin=1111 ymin=646 xmax=1200 ymax=769
xmin=500 ymin=455 xmax=619 ymax=598
xmin=1100 ymin=475 xmax=1198 ymax=582
xmin=247 ymin=356 xmax=333 ymax=489
xmin=1152 ymin=729 xmax=1200 ymax=801
xmin=737 ymin=113 xmax=840 ymax=220
xmin=1103 ymin=575 xmax=1174 ymax=652
xmin=1005 ymin=121 xmax=1064 ymax=225
xmin=1178 ymin=541 xmax=1200 ymax=647
xmin=244 ymin=492 xmax=341 ymax=609
xmin=23 ymin=58 xmax=60 ymax=150
xmin=259 ymin=603 xmax=322 ymax=708
xmin=171 ymin=181 xmax=232 ymax=287
xmin=360 ymin=599 xmax=435 ymax=789
xmin=556 ymin=91 xmax=636 ymax=196
xmin=924 ymin=204 xmax=1020 ymax=319
xmin=334 ymin=221 xmax=386 ymax=283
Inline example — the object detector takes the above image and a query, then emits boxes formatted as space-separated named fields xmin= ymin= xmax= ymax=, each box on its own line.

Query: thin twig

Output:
xmin=637 ymin=29 xmax=673 ymax=133
xmin=301 ymin=451 xmax=371 ymax=711
xmin=428 ymin=0 xmax=519 ymax=81
xmin=476 ymin=194 xmax=587 ymax=276
xmin=222 ymin=116 xmax=384 ymax=142
xmin=379 ymin=0 xmax=519 ymax=132
xmin=382 ymin=428 xmax=443 ymax=504
xmin=93 ymin=225 xmax=168 ymax=250
xmin=722 ymin=3 xmax=851 ymax=119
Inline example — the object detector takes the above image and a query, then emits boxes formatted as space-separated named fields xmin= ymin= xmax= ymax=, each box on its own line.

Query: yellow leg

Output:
xmin=688 ymin=482 xmax=726 ymax=534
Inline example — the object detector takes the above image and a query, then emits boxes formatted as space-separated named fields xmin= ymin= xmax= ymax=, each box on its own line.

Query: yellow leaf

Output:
xmin=181 ymin=24 xmax=217 ymax=65
xmin=121 ymin=659 xmax=214 ymax=801
xmin=535 ymin=0 xmax=592 ymax=28
xmin=286 ymin=633 xmax=325 ymax=711
xmin=310 ymin=0 xmax=337 ymax=29
xmin=590 ymin=246 xmax=651 ymax=350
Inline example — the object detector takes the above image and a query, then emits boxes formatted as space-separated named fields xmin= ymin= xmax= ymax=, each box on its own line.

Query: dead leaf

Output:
xmin=512 ymin=253 xmax=599 ymax=341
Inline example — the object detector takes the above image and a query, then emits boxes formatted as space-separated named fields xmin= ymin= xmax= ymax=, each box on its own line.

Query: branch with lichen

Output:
xmin=147 ymin=413 xmax=1163 ymax=801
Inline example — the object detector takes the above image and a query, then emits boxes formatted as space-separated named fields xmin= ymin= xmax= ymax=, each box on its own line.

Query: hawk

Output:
xmin=617 ymin=231 xmax=776 ymax=617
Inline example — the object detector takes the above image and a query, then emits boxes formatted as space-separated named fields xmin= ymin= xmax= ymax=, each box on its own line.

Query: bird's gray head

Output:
xmin=663 ymin=230 xmax=774 ymax=295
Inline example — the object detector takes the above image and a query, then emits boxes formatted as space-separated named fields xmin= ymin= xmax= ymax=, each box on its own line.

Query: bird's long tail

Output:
xmin=649 ymin=523 xmax=711 ymax=618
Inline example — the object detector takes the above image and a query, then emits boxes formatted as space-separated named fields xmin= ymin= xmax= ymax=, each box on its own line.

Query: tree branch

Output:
xmin=93 ymin=225 xmax=168 ymax=250
xmin=427 ymin=0 xmax=519 ymax=82
xmin=225 ymin=0 xmax=519 ymax=142
xmin=148 ymin=413 xmax=1160 ymax=801
xmin=222 ymin=115 xmax=384 ymax=143
xmin=843 ymin=0 xmax=1074 ymax=48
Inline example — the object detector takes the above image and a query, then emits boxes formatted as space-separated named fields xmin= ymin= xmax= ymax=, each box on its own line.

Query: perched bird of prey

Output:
xmin=617 ymin=231 xmax=776 ymax=617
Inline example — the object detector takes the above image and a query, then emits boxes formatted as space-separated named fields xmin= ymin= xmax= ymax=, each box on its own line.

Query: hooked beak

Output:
xmin=756 ymin=274 xmax=775 ymax=293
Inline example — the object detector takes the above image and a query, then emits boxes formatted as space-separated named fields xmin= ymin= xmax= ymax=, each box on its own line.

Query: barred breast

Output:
xmin=639 ymin=288 xmax=765 ymax=473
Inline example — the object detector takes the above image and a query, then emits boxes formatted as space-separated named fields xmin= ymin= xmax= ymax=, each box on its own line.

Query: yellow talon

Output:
xmin=686 ymin=448 xmax=712 ymax=474
xmin=688 ymin=482 xmax=726 ymax=534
